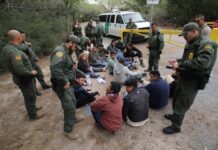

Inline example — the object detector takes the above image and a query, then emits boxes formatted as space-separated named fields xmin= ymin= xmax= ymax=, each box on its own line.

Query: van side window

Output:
xmin=116 ymin=15 xmax=123 ymax=24
xmin=99 ymin=15 xmax=107 ymax=22
xmin=110 ymin=15 xmax=115 ymax=23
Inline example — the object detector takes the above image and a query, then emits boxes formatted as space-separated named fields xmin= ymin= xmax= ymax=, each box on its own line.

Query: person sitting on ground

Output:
xmin=113 ymin=58 xmax=146 ymax=84
xmin=98 ymin=44 xmax=109 ymax=58
xmin=90 ymin=82 xmax=123 ymax=133
xmin=122 ymin=78 xmax=149 ymax=127
xmin=89 ymin=47 xmax=107 ymax=68
xmin=116 ymin=47 xmax=132 ymax=67
xmin=77 ymin=51 xmax=106 ymax=78
xmin=107 ymin=39 xmax=120 ymax=53
xmin=144 ymin=70 xmax=169 ymax=109
xmin=125 ymin=43 xmax=145 ymax=67
xmin=107 ymin=51 xmax=117 ymax=75
xmin=73 ymin=71 xmax=99 ymax=108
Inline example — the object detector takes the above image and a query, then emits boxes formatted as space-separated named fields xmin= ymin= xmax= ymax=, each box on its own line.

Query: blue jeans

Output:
xmin=92 ymin=111 xmax=101 ymax=124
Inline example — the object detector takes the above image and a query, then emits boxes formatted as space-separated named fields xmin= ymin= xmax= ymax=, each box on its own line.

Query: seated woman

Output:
xmin=73 ymin=71 xmax=99 ymax=108
xmin=113 ymin=58 xmax=146 ymax=84
xmin=77 ymin=51 xmax=106 ymax=78
xmin=123 ymin=78 xmax=149 ymax=127
xmin=90 ymin=82 xmax=123 ymax=133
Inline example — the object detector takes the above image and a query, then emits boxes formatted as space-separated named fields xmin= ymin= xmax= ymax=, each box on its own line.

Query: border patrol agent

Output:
xmin=125 ymin=18 xmax=137 ymax=45
xmin=18 ymin=31 xmax=51 ymax=95
xmin=95 ymin=19 xmax=104 ymax=47
xmin=195 ymin=14 xmax=211 ymax=38
xmin=85 ymin=20 xmax=96 ymax=46
xmin=50 ymin=34 xmax=81 ymax=138
xmin=3 ymin=30 xmax=43 ymax=120
xmin=147 ymin=23 xmax=164 ymax=71
xmin=163 ymin=23 xmax=217 ymax=134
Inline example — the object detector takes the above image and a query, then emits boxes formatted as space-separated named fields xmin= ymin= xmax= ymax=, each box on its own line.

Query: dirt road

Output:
xmin=0 ymin=34 xmax=218 ymax=150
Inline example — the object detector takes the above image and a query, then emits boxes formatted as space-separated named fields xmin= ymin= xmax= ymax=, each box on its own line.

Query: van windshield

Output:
xmin=122 ymin=12 xmax=145 ymax=23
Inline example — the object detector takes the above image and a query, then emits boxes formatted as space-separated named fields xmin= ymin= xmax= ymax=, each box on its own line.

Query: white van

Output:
xmin=98 ymin=11 xmax=150 ymax=40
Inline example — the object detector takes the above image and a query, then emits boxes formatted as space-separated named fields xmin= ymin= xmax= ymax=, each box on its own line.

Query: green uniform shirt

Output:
xmin=179 ymin=36 xmax=217 ymax=76
xmin=85 ymin=24 xmax=95 ymax=37
xmin=50 ymin=44 xmax=75 ymax=85
xmin=72 ymin=25 xmax=82 ymax=37
xmin=80 ymin=36 xmax=90 ymax=51
xmin=3 ymin=43 xmax=33 ymax=77
xmin=148 ymin=30 xmax=164 ymax=52
xmin=18 ymin=41 xmax=37 ymax=65
xmin=126 ymin=22 xmax=137 ymax=29
xmin=95 ymin=23 xmax=104 ymax=37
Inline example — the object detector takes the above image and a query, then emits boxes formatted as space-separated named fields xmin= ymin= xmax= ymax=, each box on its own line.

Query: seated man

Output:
xmin=107 ymin=51 xmax=117 ymax=75
xmin=73 ymin=71 xmax=99 ymax=108
xmin=107 ymin=39 xmax=120 ymax=53
xmin=116 ymin=47 xmax=132 ymax=67
xmin=144 ymin=71 xmax=169 ymax=109
xmin=122 ymin=78 xmax=149 ymax=127
xmin=125 ymin=43 xmax=145 ymax=67
xmin=89 ymin=47 xmax=107 ymax=68
xmin=90 ymin=82 xmax=123 ymax=133
xmin=113 ymin=58 xmax=146 ymax=84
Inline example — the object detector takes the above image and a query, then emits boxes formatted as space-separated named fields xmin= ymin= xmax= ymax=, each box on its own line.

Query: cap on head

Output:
xmin=69 ymin=34 xmax=80 ymax=43
xmin=179 ymin=22 xmax=200 ymax=36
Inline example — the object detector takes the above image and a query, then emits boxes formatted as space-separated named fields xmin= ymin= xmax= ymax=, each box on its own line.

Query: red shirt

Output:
xmin=91 ymin=94 xmax=123 ymax=132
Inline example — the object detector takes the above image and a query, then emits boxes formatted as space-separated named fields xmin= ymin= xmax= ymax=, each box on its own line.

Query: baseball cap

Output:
xmin=69 ymin=34 xmax=80 ymax=43
xmin=178 ymin=22 xmax=200 ymax=36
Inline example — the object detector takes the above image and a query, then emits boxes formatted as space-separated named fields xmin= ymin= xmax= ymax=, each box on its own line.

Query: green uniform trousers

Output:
xmin=53 ymin=85 xmax=76 ymax=133
xmin=172 ymin=77 xmax=199 ymax=129
xmin=148 ymin=50 xmax=160 ymax=71
xmin=13 ymin=76 xmax=37 ymax=118
xmin=34 ymin=63 xmax=47 ymax=87
xmin=96 ymin=36 xmax=103 ymax=47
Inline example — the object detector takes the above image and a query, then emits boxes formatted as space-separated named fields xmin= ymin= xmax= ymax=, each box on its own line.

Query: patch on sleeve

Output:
xmin=188 ymin=52 xmax=193 ymax=60
xmin=15 ymin=55 xmax=22 ymax=61
xmin=204 ymin=44 xmax=212 ymax=50
xmin=56 ymin=51 xmax=64 ymax=57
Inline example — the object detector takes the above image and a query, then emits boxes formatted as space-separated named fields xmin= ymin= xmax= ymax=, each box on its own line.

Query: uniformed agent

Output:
xmin=50 ymin=34 xmax=81 ymax=139
xmin=2 ymin=30 xmax=43 ymax=120
xmin=125 ymin=18 xmax=137 ymax=45
xmin=18 ymin=31 xmax=51 ymax=96
xmin=72 ymin=20 xmax=82 ymax=38
xmin=76 ymin=35 xmax=91 ymax=58
xmin=163 ymin=23 xmax=217 ymax=134
xmin=95 ymin=19 xmax=104 ymax=47
xmin=147 ymin=23 xmax=164 ymax=71
xmin=85 ymin=20 xmax=96 ymax=46
xmin=195 ymin=14 xmax=211 ymax=38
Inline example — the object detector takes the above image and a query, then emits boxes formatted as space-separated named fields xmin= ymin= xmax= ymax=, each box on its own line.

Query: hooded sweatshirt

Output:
xmin=91 ymin=94 xmax=123 ymax=132
xmin=113 ymin=62 xmax=139 ymax=83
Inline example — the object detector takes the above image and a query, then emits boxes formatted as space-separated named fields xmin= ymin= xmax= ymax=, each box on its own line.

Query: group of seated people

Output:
xmin=73 ymin=39 xmax=173 ymax=133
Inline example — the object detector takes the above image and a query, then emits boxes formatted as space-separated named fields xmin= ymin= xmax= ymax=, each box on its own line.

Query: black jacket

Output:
xmin=122 ymin=87 xmax=149 ymax=122
xmin=124 ymin=47 xmax=142 ymax=59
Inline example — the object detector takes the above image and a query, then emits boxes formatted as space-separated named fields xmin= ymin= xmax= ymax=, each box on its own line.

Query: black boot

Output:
xmin=163 ymin=126 xmax=181 ymax=134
